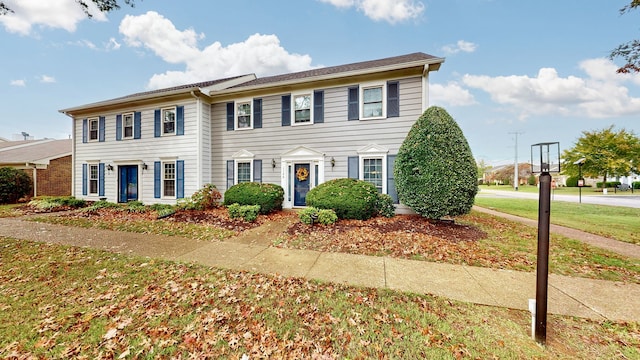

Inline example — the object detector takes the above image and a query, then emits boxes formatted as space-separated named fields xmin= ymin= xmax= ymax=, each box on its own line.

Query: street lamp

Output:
xmin=530 ymin=142 xmax=560 ymax=345
xmin=574 ymin=158 xmax=586 ymax=203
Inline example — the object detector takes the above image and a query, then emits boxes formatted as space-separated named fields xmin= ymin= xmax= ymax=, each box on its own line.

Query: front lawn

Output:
xmin=1 ymin=237 xmax=637 ymax=359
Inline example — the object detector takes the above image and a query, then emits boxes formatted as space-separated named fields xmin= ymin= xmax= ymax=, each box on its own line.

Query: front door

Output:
xmin=118 ymin=165 xmax=138 ymax=203
xmin=293 ymin=163 xmax=311 ymax=207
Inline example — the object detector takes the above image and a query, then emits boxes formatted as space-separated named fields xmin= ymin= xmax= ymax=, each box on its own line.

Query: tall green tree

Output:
xmin=0 ymin=1 xmax=137 ymax=17
xmin=610 ymin=1 xmax=640 ymax=73
xmin=394 ymin=106 xmax=477 ymax=219
xmin=562 ymin=126 xmax=640 ymax=188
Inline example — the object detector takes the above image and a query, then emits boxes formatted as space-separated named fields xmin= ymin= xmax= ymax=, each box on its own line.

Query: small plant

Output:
xmin=183 ymin=184 xmax=222 ymax=210
xmin=298 ymin=207 xmax=337 ymax=225
xmin=223 ymin=182 xmax=284 ymax=214
xmin=125 ymin=200 xmax=147 ymax=213
xmin=375 ymin=193 xmax=396 ymax=218
xmin=227 ymin=203 xmax=260 ymax=222
xmin=84 ymin=200 xmax=120 ymax=212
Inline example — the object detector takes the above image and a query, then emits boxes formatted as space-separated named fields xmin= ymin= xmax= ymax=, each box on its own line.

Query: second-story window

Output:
xmin=123 ymin=113 xmax=134 ymax=138
xmin=163 ymin=108 xmax=176 ymax=135
xmin=294 ymin=94 xmax=311 ymax=124
xmin=363 ymin=86 xmax=383 ymax=118
xmin=237 ymin=101 xmax=252 ymax=129
xmin=88 ymin=118 xmax=99 ymax=141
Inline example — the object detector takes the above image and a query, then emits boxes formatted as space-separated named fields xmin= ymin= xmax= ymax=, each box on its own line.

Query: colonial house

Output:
xmin=59 ymin=52 xmax=444 ymax=208
xmin=0 ymin=139 xmax=72 ymax=197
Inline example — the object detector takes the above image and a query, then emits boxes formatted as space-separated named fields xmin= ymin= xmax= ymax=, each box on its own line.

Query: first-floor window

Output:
xmin=89 ymin=164 xmax=99 ymax=195
xmin=163 ymin=162 xmax=176 ymax=197
xmin=363 ymin=158 xmax=383 ymax=193
xmin=237 ymin=162 xmax=251 ymax=183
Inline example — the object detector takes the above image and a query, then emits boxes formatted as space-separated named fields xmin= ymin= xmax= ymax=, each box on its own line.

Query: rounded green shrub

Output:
xmin=298 ymin=207 xmax=338 ymax=225
xmin=227 ymin=203 xmax=260 ymax=222
xmin=394 ymin=106 xmax=478 ymax=219
xmin=0 ymin=167 xmax=32 ymax=204
xmin=305 ymin=178 xmax=378 ymax=220
xmin=375 ymin=193 xmax=395 ymax=218
xmin=565 ymin=176 xmax=579 ymax=187
xmin=223 ymin=182 xmax=284 ymax=214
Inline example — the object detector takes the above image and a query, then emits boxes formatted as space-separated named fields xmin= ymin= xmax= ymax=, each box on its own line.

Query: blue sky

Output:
xmin=2 ymin=0 xmax=639 ymax=165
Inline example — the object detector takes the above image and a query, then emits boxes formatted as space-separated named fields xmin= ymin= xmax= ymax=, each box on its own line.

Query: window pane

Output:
xmin=89 ymin=120 xmax=98 ymax=140
xmin=163 ymin=109 xmax=175 ymax=134
xmin=163 ymin=162 xmax=175 ymax=197
xmin=237 ymin=103 xmax=251 ymax=128
xmin=363 ymin=87 xmax=382 ymax=102
xmin=294 ymin=95 xmax=310 ymax=110
xmin=295 ymin=109 xmax=310 ymax=123
xmin=363 ymin=103 xmax=383 ymax=118
xmin=164 ymin=180 xmax=175 ymax=197
xmin=164 ymin=163 xmax=175 ymax=180
xmin=237 ymin=162 xmax=251 ymax=183
xmin=89 ymin=165 xmax=98 ymax=194
xmin=363 ymin=87 xmax=383 ymax=118
xmin=363 ymin=158 xmax=383 ymax=193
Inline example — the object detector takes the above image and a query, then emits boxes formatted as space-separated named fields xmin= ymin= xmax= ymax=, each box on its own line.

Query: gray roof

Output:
xmin=0 ymin=139 xmax=71 ymax=165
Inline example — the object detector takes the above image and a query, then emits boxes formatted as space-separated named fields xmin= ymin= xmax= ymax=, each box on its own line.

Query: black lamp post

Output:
xmin=530 ymin=142 xmax=560 ymax=345
xmin=574 ymin=158 xmax=586 ymax=204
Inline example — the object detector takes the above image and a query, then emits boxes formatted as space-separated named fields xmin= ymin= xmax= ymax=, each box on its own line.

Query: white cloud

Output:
xmin=10 ymin=79 xmax=26 ymax=87
xmin=461 ymin=58 xmax=640 ymax=119
xmin=319 ymin=0 xmax=424 ymax=24
xmin=430 ymin=82 xmax=476 ymax=106
xmin=0 ymin=0 xmax=107 ymax=35
xmin=106 ymin=37 xmax=121 ymax=51
xmin=441 ymin=40 xmax=478 ymax=55
xmin=119 ymin=11 xmax=316 ymax=89
xmin=39 ymin=75 xmax=55 ymax=83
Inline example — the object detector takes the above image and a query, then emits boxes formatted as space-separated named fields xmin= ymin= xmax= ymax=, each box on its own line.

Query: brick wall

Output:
xmin=35 ymin=155 xmax=72 ymax=196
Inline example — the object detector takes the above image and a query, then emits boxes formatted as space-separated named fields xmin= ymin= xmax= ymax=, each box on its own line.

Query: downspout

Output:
xmin=422 ymin=64 xmax=430 ymax=112
xmin=190 ymin=91 xmax=202 ymax=189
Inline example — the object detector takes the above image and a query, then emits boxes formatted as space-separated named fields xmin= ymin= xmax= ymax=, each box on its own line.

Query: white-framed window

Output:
xmin=363 ymin=158 xmax=383 ymax=193
xmin=162 ymin=107 xmax=176 ymax=135
xmin=88 ymin=118 xmax=99 ymax=141
xmin=293 ymin=93 xmax=312 ymax=125
xmin=123 ymin=113 xmax=134 ymax=139
xmin=360 ymin=82 xmax=386 ymax=119
xmin=163 ymin=161 xmax=176 ymax=197
xmin=237 ymin=161 xmax=252 ymax=183
xmin=236 ymin=100 xmax=253 ymax=129
xmin=89 ymin=163 xmax=99 ymax=195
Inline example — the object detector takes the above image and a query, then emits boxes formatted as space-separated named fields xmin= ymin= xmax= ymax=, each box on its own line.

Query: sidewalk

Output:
xmin=0 ymin=215 xmax=639 ymax=323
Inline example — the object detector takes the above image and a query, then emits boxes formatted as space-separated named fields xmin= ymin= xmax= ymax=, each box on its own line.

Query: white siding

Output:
xmin=72 ymin=99 xmax=202 ymax=204
xmin=210 ymin=76 xmax=424 ymax=192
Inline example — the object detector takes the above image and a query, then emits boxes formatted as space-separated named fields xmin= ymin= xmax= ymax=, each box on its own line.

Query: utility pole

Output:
xmin=509 ymin=132 xmax=524 ymax=191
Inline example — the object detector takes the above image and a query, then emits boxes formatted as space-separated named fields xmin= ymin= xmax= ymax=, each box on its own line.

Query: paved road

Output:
xmin=478 ymin=188 xmax=640 ymax=208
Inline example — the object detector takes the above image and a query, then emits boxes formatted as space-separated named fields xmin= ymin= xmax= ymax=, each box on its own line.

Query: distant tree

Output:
xmin=610 ymin=1 xmax=640 ymax=73
xmin=562 ymin=126 xmax=640 ymax=190
xmin=0 ymin=0 xmax=137 ymax=17
xmin=394 ymin=106 xmax=477 ymax=219
xmin=476 ymin=159 xmax=492 ymax=180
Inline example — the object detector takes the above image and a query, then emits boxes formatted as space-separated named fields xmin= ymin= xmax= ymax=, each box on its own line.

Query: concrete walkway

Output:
xmin=0 ymin=214 xmax=639 ymax=323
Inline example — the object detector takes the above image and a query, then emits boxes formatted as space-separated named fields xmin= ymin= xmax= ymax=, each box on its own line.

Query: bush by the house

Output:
xmin=227 ymin=203 xmax=260 ymax=222
xmin=223 ymin=182 xmax=284 ymax=215
xmin=528 ymin=175 xmax=537 ymax=186
xmin=305 ymin=178 xmax=378 ymax=220
xmin=149 ymin=203 xmax=177 ymax=218
xmin=375 ymin=193 xmax=396 ymax=218
xmin=596 ymin=181 xmax=622 ymax=189
xmin=633 ymin=181 xmax=640 ymax=189
xmin=182 ymin=183 xmax=222 ymax=210
xmin=394 ymin=106 xmax=477 ymax=219
xmin=0 ymin=167 xmax=32 ymax=204
xmin=298 ymin=207 xmax=338 ymax=225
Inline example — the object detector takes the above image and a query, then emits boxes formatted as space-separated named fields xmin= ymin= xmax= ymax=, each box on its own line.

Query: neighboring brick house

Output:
xmin=0 ymin=139 xmax=72 ymax=197
xmin=60 ymin=52 xmax=444 ymax=209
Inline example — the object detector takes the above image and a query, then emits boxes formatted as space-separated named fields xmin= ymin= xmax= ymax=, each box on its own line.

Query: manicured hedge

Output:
xmin=595 ymin=181 xmax=621 ymax=189
xmin=305 ymin=178 xmax=378 ymax=220
xmin=223 ymin=182 xmax=284 ymax=214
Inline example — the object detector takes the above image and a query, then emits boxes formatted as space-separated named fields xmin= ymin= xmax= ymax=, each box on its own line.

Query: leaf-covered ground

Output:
xmin=1 ymin=237 xmax=638 ymax=359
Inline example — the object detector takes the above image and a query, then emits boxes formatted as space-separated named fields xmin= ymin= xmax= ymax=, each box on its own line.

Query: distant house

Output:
xmin=0 ymin=139 xmax=72 ymax=197
xmin=59 ymin=52 xmax=444 ymax=209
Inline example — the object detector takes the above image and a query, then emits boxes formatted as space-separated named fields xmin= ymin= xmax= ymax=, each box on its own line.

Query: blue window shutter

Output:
xmin=348 ymin=86 xmax=359 ymax=121
xmin=226 ymin=102 xmax=234 ymax=131
xmin=98 ymin=163 xmax=105 ymax=196
xmin=82 ymin=163 xmax=87 ymax=195
xmin=314 ymin=90 xmax=324 ymax=124
xmin=154 ymin=161 xmax=161 ymax=198
xmin=98 ymin=116 xmax=105 ymax=142
xmin=176 ymin=106 xmax=184 ymax=135
xmin=281 ymin=95 xmax=291 ymax=126
xmin=116 ymin=114 xmax=122 ymax=141
xmin=226 ymin=160 xmax=234 ymax=190
xmin=154 ymin=109 xmax=161 ymax=137
xmin=387 ymin=155 xmax=398 ymax=204
xmin=347 ymin=156 xmax=359 ymax=179
xmin=82 ymin=119 xmax=87 ymax=143
xmin=176 ymin=160 xmax=185 ymax=198
xmin=387 ymin=81 xmax=399 ymax=118
xmin=253 ymin=159 xmax=262 ymax=183
xmin=253 ymin=99 xmax=262 ymax=129
xmin=134 ymin=112 xmax=142 ymax=139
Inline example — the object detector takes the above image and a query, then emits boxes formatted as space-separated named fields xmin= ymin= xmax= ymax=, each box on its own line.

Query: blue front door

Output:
xmin=118 ymin=165 xmax=138 ymax=203
xmin=293 ymin=163 xmax=310 ymax=207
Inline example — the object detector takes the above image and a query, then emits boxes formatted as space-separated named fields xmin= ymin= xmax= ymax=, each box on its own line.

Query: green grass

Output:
xmin=1 ymin=236 xmax=638 ymax=359
xmin=0 ymin=203 xmax=22 ymax=217
xmin=479 ymin=184 xmax=635 ymax=196
xmin=473 ymin=197 xmax=640 ymax=244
